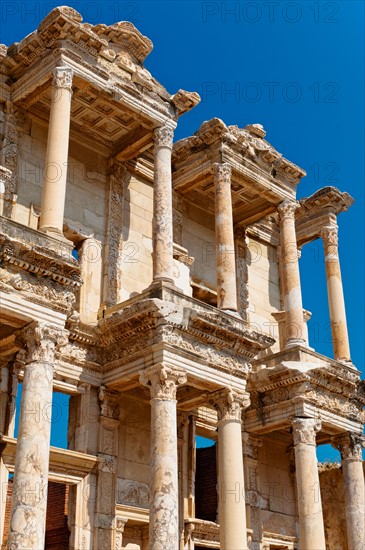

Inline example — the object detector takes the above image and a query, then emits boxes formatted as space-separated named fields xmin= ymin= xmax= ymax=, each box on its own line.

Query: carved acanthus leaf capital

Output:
xmin=211 ymin=162 xmax=232 ymax=183
xmin=292 ymin=417 xmax=322 ymax=446
xmin=140 ymin=364 xmax=187 ymax=400
xmin=52 ymin=66 xmax=74 ymax=91
xmin=332 ymin=432 xmax=365 ymax=461
xmin=277 ymin=200 xmax=299 ymax=220
xmin=210 ymin=388 xmax=250 ymax=423
xmin=153 ymin=126 xmax=174 ymax=149
xmin=321 ymin=224 xmax=338 ymax=247
xmin=98 ymin=386 xmax=120 ymax=420
xmin=21 ymin=321 xmax=68 ymax=364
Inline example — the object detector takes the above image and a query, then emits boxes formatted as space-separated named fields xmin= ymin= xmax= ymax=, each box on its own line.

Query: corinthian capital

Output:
xmin=153 ymin=126 xmax=174 ymax=149
xmin=332 ymin=432 xmax=365 ymax=461
xmin=277 ymin=200 xmax=299 ymax=220
xmin=21 ymin=321 xmax=68 ymax=363
xmin=140 ymin=364 xmax=187 ymax=400
xmin=321 ymin=224 xmax=338 ymax=247
xmin=210 ymin=388 xmax=250 ymax=423
xmin=211 ymin=162 xmax=232 ymax=183
xmin=292 ymin=417 xmax=322 ymax=446
xmin=98 ymin=386 xmax=120 ymax=420
xmin=52 ymin=66 xmax=73 ymax=90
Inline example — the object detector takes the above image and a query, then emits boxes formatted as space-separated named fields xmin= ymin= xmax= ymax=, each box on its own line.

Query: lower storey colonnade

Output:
xmin=6 ymin=344 xmax=365 ymax=550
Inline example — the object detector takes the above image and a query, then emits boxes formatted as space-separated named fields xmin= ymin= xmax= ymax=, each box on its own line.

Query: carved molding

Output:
xmin=292 ymin=417 xmax=321 ymax=446
xmin=153 ymin=126 xmax=174 ymax=149
xmin=117 ymin=478 xmax=150 ymax=508
xmin=21 ymin=321 xmax=68 ymax=364
xmin=52 ymin=66 xmax=73 ymax=90
xmin=139 ymin=363 xmax=187 ymax=400
xmin=210 ymin=388 xmax=250 ymax=423
xmin=332 ymin=432 xmax=365 ymax=461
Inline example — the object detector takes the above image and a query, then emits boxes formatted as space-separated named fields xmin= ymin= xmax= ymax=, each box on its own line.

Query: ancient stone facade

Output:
xmin=0 ymin=6 xmax=363 ymax=550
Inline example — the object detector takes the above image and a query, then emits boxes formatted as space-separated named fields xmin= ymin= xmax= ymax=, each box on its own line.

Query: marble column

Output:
xmin=152 ymin=126 xmax=175 ymax=283
xmin=332 ymin=432 xmax=365 ymax=549
xmin=39 ymin=66 xmax=73 ymax=239
xmin=278 ymin=200 xmax=306 ymax=347
xmin=140 ymin=364 xmax=187 ymax=550
xmin=321 ymin=225 xmax=351 ymax=361
xmin=211 ymin=389 xmax=250 ymax=550
xmin=212 ymin=163 xmax=238 ymax=312
xmin=292 ymin=417 xmax=325 ymax=550
xmin=8 ymin=322 xmax=67 ymax=549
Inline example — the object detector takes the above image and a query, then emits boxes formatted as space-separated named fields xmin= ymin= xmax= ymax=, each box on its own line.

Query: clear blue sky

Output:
xmin=4 ymin=1 xmax=364 ymax=460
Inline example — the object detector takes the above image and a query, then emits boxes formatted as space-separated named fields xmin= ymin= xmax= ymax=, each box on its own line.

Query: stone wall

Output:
xmin=319 ymin=464 xmax=348 ymax=550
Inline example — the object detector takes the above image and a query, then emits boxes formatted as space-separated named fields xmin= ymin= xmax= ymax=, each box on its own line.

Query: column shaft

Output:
xmin=332 ymin=433 xmax=365 ymax=548
xmin=213 ymin=163 xmax=237 ymax=311
xmin=39 ymin=67 xmax=73 ymax=238
xmin=8 ymin=323 xmax=66 ymax=549
xmin=212 ymin=389 xmax=249 ymax=550
xmin=321 ymin=225 xmax=351 ymax=361
xmin=292 ymin=417 xmax=325 ymax=550
xmin=278 ymin=201 xmax=306 ymax=347
xmin=140 ymin=364 xmax=187 ymax=550
xmin=153 ymin=126 xmax=174 ymax=283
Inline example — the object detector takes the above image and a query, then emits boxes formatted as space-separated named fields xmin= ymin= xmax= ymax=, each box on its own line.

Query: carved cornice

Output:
xmin=171 ymin=89 xmax=200 ymax=116
xmin=332 ymin=432 xmax=365 ymax=461
xmin=172 ymin=118 xmax=306 ymax=185
xmin=20 ymin=321 xmax=68 ymax=364
xmin=0 ymin=218 xmax=82 ymax=288
xmin=292 ymin=417 xmax=321 ymax=446
xmin=140 ymin=363 xmax=187 ymax=400
xmin=153 ymin=125 xmax=174 ymax=149
xmin=297 ymin=186 xmax=354 ymax=220
xmin=209 ymin=388 xmax=250 ymax=423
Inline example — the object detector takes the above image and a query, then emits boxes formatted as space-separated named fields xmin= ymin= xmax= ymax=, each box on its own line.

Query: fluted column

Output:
xmin=212 ymin=163 xmax=237 ymax=312
xmin=152 ymin=126 xmax=175 ymax=283
xmin=140 ymin=364 xmax=187 ymax=550
xmin=39 ymin=66 xmax=73 ymax=239
xmin=292 ymin=417 xmax=325 ymax=550
xmin=321 ymin=225 xmax=351 ymax=361
xmin=332 ymin=432 xmax=365 ymax=549
xmin=211 ymin=389 xmax=250 ymax=550
xmin=278 ymin=200 xmax=306 ymax=347
xmin=8 ymin=322 xmax=67 ymax=549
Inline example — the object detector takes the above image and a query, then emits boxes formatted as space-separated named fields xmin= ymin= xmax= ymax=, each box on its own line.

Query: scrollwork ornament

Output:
xmin=52 ymin=66 xmax=74 ymax=91
xmin=277 ymin=200 xmax=299 ymax=219
xmin=292 ymin=417 xmax=322 ymax=446
xmin=153 ymin=126 xmax=174 ymax=149
xmin=21 ymin=321 xmax=68 ymax=364
xmin=332 ymin=432 xmax=365 ymax=461
xmin=210 ymin=388 xmax=250 ymax=423
xmin=139 ymin=363 xmax=187 ymax=400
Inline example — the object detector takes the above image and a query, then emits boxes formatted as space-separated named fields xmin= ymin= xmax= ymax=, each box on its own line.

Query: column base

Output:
xmin=285 ymin=338 xmax=310 ymax=349
xmin=39 ymin=226 xmax=73 ymax=245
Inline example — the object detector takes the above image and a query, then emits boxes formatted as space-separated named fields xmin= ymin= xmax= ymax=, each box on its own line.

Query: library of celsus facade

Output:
xmin=0 ymin=6 xmax=364 ymax=550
